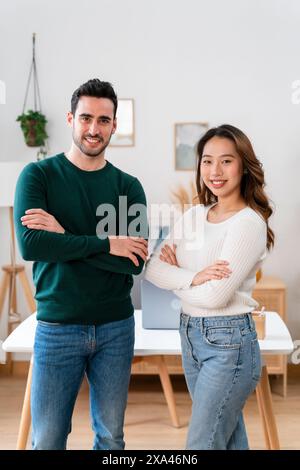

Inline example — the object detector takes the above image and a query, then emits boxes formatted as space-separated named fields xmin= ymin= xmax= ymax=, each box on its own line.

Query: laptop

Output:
xmin=141 ymin=279 xmax=181 ymax=329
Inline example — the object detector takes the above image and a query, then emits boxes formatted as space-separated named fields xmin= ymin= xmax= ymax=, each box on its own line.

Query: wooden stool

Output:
xmin=0 ymin=264 xmax=36 ymax=315
xmin=0 ymin=264 xmax=36 ymax=371
xmin=0 ymin=206 xmax=36 ymax=324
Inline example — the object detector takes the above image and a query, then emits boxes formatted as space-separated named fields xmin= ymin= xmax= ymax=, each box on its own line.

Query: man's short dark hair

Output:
xmin=71 ymin=78 xmax=118 ymax=117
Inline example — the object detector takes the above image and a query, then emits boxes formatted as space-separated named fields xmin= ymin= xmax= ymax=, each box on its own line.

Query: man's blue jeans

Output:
xmin=179 ymin=312 xmax=261 ymax=450
xmin=31 ymin=315 xmax=135 ymax=450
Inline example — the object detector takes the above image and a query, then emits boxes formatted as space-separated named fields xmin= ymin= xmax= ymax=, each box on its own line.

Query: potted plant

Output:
xmin=17 ymin=109 xmax=48 ymax=147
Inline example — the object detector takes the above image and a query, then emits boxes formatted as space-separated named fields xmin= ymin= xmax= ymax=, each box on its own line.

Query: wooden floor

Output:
xmin=0 ymin=374 xmax=299 ymax=450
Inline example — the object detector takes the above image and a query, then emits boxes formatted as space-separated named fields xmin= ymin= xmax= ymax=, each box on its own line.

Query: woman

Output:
xmin=145 ymin=124 xmax=274 ymax=450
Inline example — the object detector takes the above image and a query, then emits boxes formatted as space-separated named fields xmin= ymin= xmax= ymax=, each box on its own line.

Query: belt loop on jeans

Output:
xmin=200 ymin=316 xmax=204 ymax=334
xmin=184 ymin=313 xmax=190 ymax=336
xmin=181 ymin=311 xmax=188 ymax=327
xmin=247 ymin=312 xmax=254 ymax=331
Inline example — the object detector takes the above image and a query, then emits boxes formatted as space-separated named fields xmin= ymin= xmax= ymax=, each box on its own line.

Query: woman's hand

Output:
xmin=192 ymin=260 xmax=232 ymax=286
xmin=159 ymin=244 xmax=178 ymax=267
xmin=21 ymin=208 xmax=65 ymax=234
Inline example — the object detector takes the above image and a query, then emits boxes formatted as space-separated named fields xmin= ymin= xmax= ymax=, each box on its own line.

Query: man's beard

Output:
xmin=73 ymin=131 xmax=112 ymax=157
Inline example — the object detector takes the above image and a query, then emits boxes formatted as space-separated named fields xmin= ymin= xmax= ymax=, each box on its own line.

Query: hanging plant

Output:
xmin=17 ymin=109 xmax=48 ymax=147
xmin=17 ymin=33 xmax=49 ymax=157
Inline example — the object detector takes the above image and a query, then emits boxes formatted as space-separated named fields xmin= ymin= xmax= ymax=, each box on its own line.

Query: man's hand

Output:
xmin=21 ymin=209 xmax=65 ymax=234
xmin=108 ymin=236 xmax=148 ymax=266
xmin=159 ymin=244 xmax=178 ymax=267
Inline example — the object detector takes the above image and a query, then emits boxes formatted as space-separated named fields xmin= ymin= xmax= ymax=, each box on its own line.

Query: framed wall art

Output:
xmin=174 ymin=122 xmax=208 ymax=171
xmin=110 ymin=98 xmax=135 ymax=147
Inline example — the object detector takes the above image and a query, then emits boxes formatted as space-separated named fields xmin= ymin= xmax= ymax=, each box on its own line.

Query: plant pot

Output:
xmin=24 ymin=119 xmax=46 ymax=147
xmin=17 ymin=110 xmax=48 ymax=148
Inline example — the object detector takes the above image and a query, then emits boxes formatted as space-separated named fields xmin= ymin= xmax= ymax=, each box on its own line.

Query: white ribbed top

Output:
xmin=144 ymin=204 xmax=267 ymax=317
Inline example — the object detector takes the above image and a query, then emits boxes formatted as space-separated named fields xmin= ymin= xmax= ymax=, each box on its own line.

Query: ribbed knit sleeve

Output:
xmin=174 ymin=217 xmax=267 ymax=309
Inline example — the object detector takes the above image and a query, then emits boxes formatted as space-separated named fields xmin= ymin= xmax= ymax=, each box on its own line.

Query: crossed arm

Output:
xmin=14 ymin=163 xmax=148 ymax=275
xmin=21 ymin=207 xmax=147 ymax=261
xmin=145 ymin=215 xmax=266 ymax=309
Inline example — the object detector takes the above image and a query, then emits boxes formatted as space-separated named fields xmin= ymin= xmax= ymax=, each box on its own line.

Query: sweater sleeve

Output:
xmin=14 ymin=163 xmax=109 ymax=262
xmin=83 ymin=177 xmax=148 ymax=275
xmin=173 ymin=218 xmax=267 ymax=308
xmin=144 ymin=211 xmax=198 ymax=290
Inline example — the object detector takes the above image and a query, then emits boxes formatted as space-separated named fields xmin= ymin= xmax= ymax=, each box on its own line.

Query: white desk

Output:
xmin=3 ymin=310 xmax=294 ymax=450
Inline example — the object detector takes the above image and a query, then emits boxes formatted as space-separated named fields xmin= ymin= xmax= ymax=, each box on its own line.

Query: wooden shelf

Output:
xmin=252 ymin=275 xmax=287 ymax=397
xmin=132 ymin=355 xmax=183 ymax=375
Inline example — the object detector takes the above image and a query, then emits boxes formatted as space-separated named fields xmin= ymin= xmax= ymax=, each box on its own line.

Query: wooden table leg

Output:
xmin=144 ymin=355 xmax=180 ymax=428
xmin=255 ymin=387 xmax=271 ymax=449
xmin=255 ymin=365 xmax=280 ymax=450
xmin=282 ymin=356 xmax=287 ymax=398
xmin=16 ymin=357 xmax=33 ymax=450
xmin=132 ymin=355 xmax=180 ymax=428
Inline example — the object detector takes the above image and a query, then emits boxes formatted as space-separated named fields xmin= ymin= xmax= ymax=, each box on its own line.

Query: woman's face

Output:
xmin=200 ymin=136 xmax=244 ymax=199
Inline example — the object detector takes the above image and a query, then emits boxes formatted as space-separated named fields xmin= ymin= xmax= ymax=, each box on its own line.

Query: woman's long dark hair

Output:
xmin=196 ymin=124 xmax=274 ymax=250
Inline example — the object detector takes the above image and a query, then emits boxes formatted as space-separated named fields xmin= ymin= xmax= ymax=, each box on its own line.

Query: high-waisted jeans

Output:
xmin=179 ymin=312 xmax=261 ymax=450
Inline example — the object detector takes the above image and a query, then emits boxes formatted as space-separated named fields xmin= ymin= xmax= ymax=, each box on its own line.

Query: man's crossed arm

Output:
xmin=14 ymin=163 xmax=148 ymax=275
xmin=19 ymin=208 xmax=148 ymax=275
xmin=21 ymin=208 xmax=148 ymax=268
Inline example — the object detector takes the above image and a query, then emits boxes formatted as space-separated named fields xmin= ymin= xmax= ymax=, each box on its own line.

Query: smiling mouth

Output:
xmin=210 ymin=180 xmax=227 ymax=188
xmin=85 ymin=137 xmax=102 ymax=144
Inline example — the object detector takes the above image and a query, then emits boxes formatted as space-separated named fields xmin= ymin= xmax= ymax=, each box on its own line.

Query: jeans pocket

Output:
xmin=203 ymin=326 xmax=242 ymax=350
xmin=251 ymin=338 xmax=262 ymax=383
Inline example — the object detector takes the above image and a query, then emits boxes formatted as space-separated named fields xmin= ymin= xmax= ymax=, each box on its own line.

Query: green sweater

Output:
xmin=14 ymin=153 xmax=147 ymax=325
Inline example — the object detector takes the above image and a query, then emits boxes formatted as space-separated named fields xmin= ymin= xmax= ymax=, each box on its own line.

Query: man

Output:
xmin=14 ymin=78 xmax=148 ymax=450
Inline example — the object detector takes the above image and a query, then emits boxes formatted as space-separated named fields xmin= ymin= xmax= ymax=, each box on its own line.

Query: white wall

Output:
xmin=0 ymin=0 xmax=300 ymax=345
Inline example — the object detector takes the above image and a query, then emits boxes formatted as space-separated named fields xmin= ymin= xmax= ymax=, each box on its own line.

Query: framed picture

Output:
xmin=175 ymin=122 xmax=208 ymax=171
xmin=110 ymin=98 xmax=135 ymax=146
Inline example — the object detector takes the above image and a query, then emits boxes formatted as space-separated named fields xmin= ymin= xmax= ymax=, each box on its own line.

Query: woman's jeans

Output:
xmin=31 ymin=315 xmax=135 ymax=450
xmin=179 ymin=312 xmax=261 ymax=450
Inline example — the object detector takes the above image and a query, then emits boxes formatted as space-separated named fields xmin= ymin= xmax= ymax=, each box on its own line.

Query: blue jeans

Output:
xmin=179 ymin=312 xmax=261 ymax=450
xmin=31 ymin=315 xmax=134 ymax=450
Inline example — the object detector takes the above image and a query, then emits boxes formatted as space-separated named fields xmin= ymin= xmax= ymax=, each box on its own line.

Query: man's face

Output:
xmin=68 ymin=96 xmax=117 ymax=157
